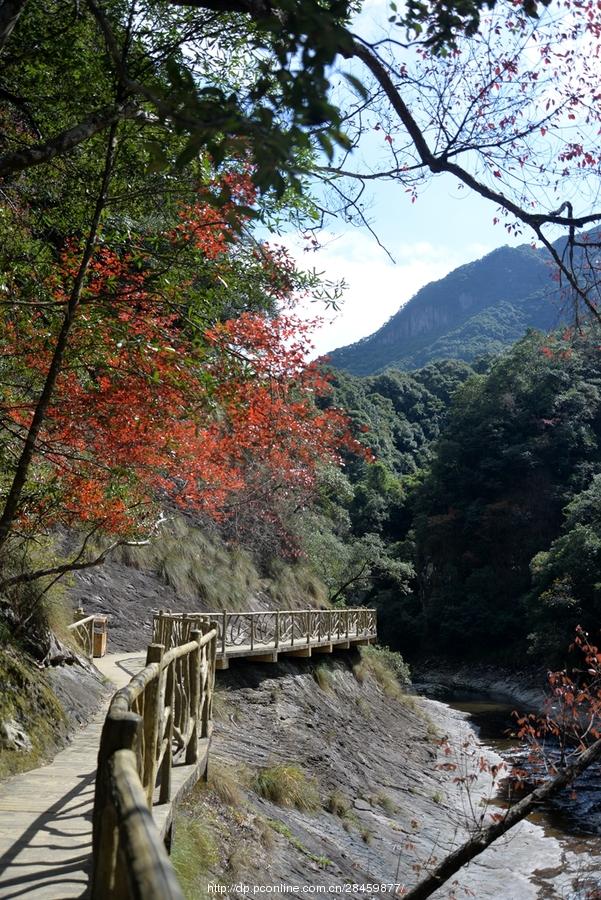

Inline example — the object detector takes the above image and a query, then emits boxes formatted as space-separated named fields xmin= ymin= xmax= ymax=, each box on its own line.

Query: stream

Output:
xmin=417 ymin=682 xmax=601 ymax=898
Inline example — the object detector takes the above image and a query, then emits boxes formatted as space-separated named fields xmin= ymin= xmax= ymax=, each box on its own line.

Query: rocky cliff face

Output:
xmin=327 ymin=244 xmax=561 ymax=375
xmin=172 ymin=655 xmax=576 ymax=899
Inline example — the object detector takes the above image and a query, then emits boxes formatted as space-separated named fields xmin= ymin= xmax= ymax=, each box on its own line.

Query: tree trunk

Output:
xmin=0 ymin=123 xmax=118 ymax=555
xmin=402 ymin=736 xmax=601 ymax=899
xmin=0 ymin=0 xmax=29 ymax=53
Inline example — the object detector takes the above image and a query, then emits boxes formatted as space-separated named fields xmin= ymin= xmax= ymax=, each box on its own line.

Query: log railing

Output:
xmin=153 ymin=608 xmax=377 ymax=656
xmin=91 ymin=621 xmax=218 ymax=900
xmin=67 ymin=608 xmax=96 ymax=659
xmin=90 ymin=608 xmax=375 ymax=898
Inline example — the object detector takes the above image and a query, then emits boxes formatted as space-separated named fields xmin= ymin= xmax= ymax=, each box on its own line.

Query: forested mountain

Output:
xmin=322 ymin=326 xmax=601 ymax=668
xmin=326 ymin=242 xmax=566 ymax=374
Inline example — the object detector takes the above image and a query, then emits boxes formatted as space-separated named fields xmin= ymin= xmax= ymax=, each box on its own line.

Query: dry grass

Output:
xmin=353 ymin=645 xmax=411 ymax=700
xmin=374 ymin=792 xmax=398 ymax=815
xmin=327 ymin=790 xmax=352 ymax=817
xmin=227 ymin=845 xmax=257 ymax=877
xmin=211 ymin=686 xmax=242 ymax=724
xmin=265 ymin=558 xmax=329 ymax=609
xmin=253 ymin=764 xmax=320 ymax=812
xmin=313 ymin=663 xmax=334 ymax=692
xmin=107 ymin=516 xmax=331 ymax=612
xmin=208 ymin=760 xmax=247 ymax=807
xmin=110 ymin=517 xmax=260 ymax=610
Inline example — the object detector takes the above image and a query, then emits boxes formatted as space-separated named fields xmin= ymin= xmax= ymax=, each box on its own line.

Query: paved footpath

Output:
xmin=0 ymin=653 xmax=145 ymax=899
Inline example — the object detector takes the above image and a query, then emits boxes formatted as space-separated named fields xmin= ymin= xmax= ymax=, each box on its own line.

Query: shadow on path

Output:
xmin=0 ymin=768 xmax=96 ymax=898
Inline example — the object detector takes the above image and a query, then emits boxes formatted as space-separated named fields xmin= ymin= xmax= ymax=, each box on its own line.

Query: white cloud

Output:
xmin=280 ymin=229 xmax=495 ymax=358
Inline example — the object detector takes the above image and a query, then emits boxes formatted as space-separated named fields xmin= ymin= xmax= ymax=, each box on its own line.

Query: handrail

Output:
xmin=153 ymin=608 xmax=378 ymax=656
xmin=91 ymin=607 xmax=376 ymax=898
xmin=91 ymin=622 xmax=218 ymax=899
xmin=67 ymin=609 xmax=96 ymax=659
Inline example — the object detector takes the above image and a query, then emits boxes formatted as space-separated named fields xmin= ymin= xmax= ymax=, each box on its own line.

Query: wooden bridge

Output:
xmin=0 ymin=607 xmax=376 ymax=899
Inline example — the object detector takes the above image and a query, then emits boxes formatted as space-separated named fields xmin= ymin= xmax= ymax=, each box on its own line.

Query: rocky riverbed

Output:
xmin=173 ymin=653 xmax=581 ymax=899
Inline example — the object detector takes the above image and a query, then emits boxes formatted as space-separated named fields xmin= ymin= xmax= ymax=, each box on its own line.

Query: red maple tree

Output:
xmin=0 ymin=174 xmax=364 ymax=560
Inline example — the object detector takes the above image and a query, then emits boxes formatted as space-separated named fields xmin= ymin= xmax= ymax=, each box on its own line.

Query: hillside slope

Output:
xmin=171 ymin=654 xmax=579 ymax=898
xmin=326 ymin=243 xmax=564 ymax=374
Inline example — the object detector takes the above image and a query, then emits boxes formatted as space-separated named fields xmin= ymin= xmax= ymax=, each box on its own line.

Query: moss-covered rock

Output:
xmin=0 ymin=645 xmax=68 ymax=780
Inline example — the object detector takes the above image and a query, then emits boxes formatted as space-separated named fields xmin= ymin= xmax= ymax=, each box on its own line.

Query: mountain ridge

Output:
xmin=325 ymin=240 xmax=567 ymax=374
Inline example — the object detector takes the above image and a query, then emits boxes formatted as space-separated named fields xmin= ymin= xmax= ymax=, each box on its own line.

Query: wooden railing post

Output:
xmin=275 ymin=610 xmax=280 ymax=650
xmin=143 ymin=644 xmax=164 ymax=808
xmin=221 ymin=611 xmax=227 ymax=658
xmin=186 ymin=629 xmax=202 ymax=764
xmin=159 ymin=660 xmax=174 ymax=804
xmin=202 ymin=623 xmax=217 ymax=738
xmin=290 ymin=611 xmax=295 ymax=647
xmin=91 ymin=711 xmax=141 ymax=900
xmin=250 ymin=614 xmax=255 ymax=651
xmin=328 ymin=610 xmax=332 ymax=641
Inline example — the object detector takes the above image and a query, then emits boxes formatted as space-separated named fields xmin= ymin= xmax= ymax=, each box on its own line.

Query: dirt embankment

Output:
xmin=173 ymin=653 xmax=568 ymax=900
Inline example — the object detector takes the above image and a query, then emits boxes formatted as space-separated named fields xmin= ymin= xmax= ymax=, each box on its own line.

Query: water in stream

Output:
xmin=418 ymin=683 xmax=601 ymax=898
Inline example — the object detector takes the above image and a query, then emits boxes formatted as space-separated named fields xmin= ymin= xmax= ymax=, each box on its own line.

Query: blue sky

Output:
xmin=288 ymin=170 xmax=527 ymax=358
xmin=283 ymin=0 xmax=536 ymax=358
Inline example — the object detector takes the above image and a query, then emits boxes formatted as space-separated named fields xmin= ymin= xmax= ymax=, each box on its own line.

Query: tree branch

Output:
xmin=0 ymin=101 xmax=147 ymax=180
xmin=402 ymin=736 xmax=601 ymax=899
xmin=0 ymin=537 xmax=150 ymax=591
xmin=0 ymin=121 xmax=119 ymax=551
xmin=0 ymin=0 xmax=29 ymax=54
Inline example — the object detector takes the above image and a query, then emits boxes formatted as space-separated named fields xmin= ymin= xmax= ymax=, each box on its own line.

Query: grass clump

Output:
xmin=110 ymin=517 xmax=260 ymax=609
xmin=373 ymin=792 xmax=398 ymax=815
xmin=327 ymin=789 xmax=352 ymax=817
xmin=208 ymin=760 xmax=246 ymax=807
xmin=313 ymin=663 xmax=334 ymax=692
xmin=353 ymin=645 xmax=411 ymax=700
xmin=171 ymin=819 xmax=219 ymax=899
xmin=265 ymin=558 xmax=329 ymax=609
xmin=253 ymin=764 xmax=320 ymax=812
xmin=360 ymin=826 xmax=373 ymax=844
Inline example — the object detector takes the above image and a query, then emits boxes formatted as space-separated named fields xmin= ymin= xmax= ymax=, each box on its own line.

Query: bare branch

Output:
xmin=402 ymin=736 xmax=601 ymax=899
xmin=0 ymin=537 xmax=150 ymax=591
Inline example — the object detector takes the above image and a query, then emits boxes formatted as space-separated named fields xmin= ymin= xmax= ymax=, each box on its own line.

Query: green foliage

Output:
xmin=527 ymin=475 xmax=601 ymax=662
xmin=408 ymin=328 xmax=601 ymax=662
xmin=0 ymin=645 xmax=67 ymax=780
xmin=171 ymin=818 xmax=219 ymax=900
xmin=265 ymin=818 xmax=332 ymax=866
xmin=325 ymin=360 xmax=476 ymax=475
